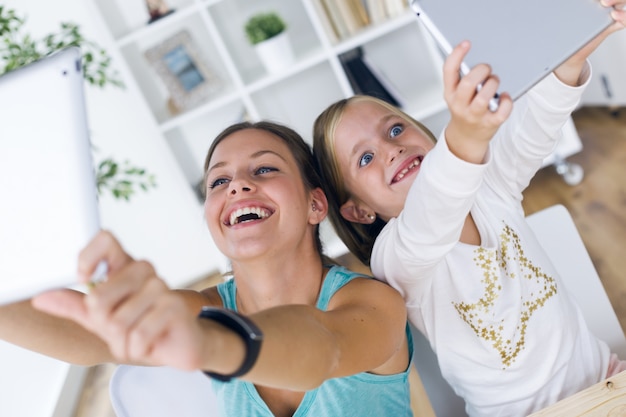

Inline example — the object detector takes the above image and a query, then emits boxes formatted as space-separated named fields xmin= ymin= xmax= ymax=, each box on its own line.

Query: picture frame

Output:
xmin=145 ymin=30 xmax=221 ymax=112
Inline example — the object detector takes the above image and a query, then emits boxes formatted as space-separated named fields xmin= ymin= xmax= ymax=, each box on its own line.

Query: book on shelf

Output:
xmin=384 ymin=0 xmax=409 ymax=18
xmin=310 ymin=0 xmax=339 ymax=43
xmin=364 ymin=0 xmax=388 ymax=25
xmin=321 ymin=0 xmax=351 ymax=39
xmin=349 ymin=0 xmax=370 ymax=27
xmin=334 ymin=0 xmax=367 ymax=36
xmin=339 ymin=47 xmax=403 ymax=107
xmin=312 ymin=0 xmax=411 ymax=42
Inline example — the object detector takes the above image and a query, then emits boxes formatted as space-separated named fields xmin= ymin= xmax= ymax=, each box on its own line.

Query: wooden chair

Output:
xmin=528 ymin=370 xmax=626 ymax=416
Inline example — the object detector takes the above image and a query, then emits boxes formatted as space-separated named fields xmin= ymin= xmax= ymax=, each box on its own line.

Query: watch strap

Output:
xmin=198 ymin=306 xmax=263 ymax=382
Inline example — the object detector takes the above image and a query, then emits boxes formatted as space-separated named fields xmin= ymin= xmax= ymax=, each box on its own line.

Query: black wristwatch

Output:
xmin=198 ymin=306 xmax=264 ymax=382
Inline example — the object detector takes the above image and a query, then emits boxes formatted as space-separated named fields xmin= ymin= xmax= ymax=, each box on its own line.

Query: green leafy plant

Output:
xmin=0 ymin=6 xmax=156 ymax=201
xmin=97 ymin=158 xmax=157 ymax=201
xmin=244 ymin=12 xmax=286 ymax=45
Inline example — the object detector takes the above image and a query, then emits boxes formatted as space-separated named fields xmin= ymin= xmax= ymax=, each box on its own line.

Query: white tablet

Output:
xmin=410 ymin=0 xmax=614 ymax=109
xmin=0 ymin=47 xmax=100 ymax=304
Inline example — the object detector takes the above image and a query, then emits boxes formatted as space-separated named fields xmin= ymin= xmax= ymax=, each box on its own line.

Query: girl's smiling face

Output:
xmin=333 ymin=100 xmax=436 ymax=222
xmin=204 ymin=128 xmax=320 ymax=261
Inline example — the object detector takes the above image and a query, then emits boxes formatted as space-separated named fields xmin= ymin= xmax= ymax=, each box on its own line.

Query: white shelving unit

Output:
xmin=88 ymin=0 xmax=450 ymax=257
xmin=89 ymin=0 xmax=448 ymax=178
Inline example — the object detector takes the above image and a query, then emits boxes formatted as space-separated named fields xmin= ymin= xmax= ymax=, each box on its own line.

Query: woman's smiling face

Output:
xmin=204 ymin=128 xmax=315 ymax=261
xmin=333 ymin=100 xmax=436 ymax=222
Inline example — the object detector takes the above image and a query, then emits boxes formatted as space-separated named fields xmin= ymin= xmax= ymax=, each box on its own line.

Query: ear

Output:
xmin=309 ymin=188 xmax=329 ymax=225
xmin=340 ymin=199 xmax=375 ymax=225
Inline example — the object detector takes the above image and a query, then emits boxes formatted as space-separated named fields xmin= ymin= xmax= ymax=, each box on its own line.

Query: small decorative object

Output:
xmin=145 ymin=0 xmax=175 ymax=24
xmin=145 ymin=30 xmax=221 ymax=113
xmin=244 ymin=12 xmax=295 ymax=74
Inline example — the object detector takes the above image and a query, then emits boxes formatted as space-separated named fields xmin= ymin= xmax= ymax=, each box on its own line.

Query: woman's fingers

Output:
xmin=77 ymin=230 xmax=132 ymax=283
xmin=83 ymin=261 xmax=166 ymax=359
xmin=32 ymin=289 xmax=90 ymax=328
xmin=125 ymin=293 xmax=196 ymax=365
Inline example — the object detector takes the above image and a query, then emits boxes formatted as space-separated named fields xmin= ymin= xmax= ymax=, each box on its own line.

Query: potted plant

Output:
xmin=0 ymin=6 xmax=156 ymax=201
xmin=244 ymin=11 xmax=294 ymax=73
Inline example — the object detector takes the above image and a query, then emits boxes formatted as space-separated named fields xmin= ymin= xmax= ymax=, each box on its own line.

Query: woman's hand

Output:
xmin=32 ymin=231 xmax=209 ymax=370
xmin=442 ymin=41 xmax=513 ymax=164
xmin=555 ymin=0 xmax=626 ymax=86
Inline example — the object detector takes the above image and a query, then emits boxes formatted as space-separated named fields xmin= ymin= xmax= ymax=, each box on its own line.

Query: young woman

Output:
xmin=0 ymin=121 xmax=414 ymax=417
xmin=312 ymin=4 xmax=626 ymax=416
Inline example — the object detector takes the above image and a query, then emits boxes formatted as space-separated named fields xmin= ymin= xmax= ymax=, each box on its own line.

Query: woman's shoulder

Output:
xmin=324 ymin=264 xmax=401 ymax=301
xmin=198 ymin=283 xmax=227 ymax=308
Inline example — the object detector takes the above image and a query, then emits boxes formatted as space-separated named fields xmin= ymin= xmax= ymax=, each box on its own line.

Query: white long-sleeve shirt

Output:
xmin=371 ymin=68 xmax=610 ymax=417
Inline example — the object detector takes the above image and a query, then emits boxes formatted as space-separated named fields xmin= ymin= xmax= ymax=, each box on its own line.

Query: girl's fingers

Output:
xmin=442 ymin=41 xmax=471 ymax=95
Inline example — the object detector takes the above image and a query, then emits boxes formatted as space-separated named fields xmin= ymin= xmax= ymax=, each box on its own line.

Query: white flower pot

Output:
xmin=254 ymin=32 xmax=295 ymax=74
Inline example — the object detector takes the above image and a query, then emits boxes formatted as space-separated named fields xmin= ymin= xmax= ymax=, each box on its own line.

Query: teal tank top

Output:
xmin=211 ymin=265 xmax=414 ymax=417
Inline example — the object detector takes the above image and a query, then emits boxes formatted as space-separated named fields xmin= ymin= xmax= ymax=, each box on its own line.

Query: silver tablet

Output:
xmin=0 ymin=47 xmax=100 ymax=304
xmin=411 ymin=0 xmax=614 ymax=109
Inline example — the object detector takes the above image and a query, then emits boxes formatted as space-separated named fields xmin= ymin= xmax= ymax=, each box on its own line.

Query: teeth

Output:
xmin=229 ymin=206 xmax=270 ymax=225
xmin=395 ymin=158 xmax=421 ymax=181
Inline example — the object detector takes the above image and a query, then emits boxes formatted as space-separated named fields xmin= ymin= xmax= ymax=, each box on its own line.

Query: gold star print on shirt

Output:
xmin=453 ymin=223 xmax=557 ymax=368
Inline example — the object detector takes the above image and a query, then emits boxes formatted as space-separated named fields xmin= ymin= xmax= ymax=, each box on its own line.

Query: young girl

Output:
xmin=312 ymin=4 xmax=626 ymax=416
xmin=0 ymin=121 xmax=414 ymax=417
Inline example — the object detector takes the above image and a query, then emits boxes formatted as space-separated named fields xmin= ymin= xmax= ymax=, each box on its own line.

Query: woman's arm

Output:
xmin=0 ymin=298 xmax=111 ymax=365
xmin=0 ymin=232 xmax=216 ymax=366
xmin=239 ymin=277 xmax=408 ymax=390
xmin=34 ymin=231 xmax=408 ymax=391
xmin=0 ymin=287 xmax=214 ymax=366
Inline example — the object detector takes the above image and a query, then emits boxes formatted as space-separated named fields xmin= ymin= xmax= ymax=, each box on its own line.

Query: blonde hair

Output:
xmin=312 ymin=95 xmax=436 ymax=265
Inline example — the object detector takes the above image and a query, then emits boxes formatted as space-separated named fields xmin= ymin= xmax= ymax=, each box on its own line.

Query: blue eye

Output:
xmin=390 ymin=124 xmax=403 ymax=138
xmin=256 ymin=166 xmax=277 ymax=175
xmin=208 ymin=178 xmax=229 ymax=189
xmin=359 ymin=152 xmax=373 ymax=167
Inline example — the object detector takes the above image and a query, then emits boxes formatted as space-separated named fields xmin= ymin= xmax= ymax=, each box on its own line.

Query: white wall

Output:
xmin=2 ymin=0 xmax=226 ymax=286
xmin=0 ymin=1 xmax=226 ymax=416
xmin=582 ymin=30 xmax=626 ymax=106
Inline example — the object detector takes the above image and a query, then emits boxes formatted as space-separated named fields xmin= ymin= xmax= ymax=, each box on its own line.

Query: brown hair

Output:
xmin=312 ymin=95 xmax=436 ymax=265
xmin=204 ymin=121 xmax=326 ymax=257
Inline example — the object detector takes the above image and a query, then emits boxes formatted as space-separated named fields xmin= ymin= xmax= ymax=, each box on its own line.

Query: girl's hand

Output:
xmin=32 ymin=231 xmax=208 ymax=370
xmin=442 ymin=41 xmax=513 ymax=164
xmin=555 ymin=0 xmax=626 ymax=86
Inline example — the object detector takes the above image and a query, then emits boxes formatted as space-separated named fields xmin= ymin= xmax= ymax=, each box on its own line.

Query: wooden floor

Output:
xmin=522 ymin=106 xmax=626 ymax=334
xmin=73 ymin=105 xmax=626 ymax=417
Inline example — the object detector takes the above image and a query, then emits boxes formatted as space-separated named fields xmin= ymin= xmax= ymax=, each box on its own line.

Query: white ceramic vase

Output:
xmin=254 ymin=31 xmax=295 ymax=73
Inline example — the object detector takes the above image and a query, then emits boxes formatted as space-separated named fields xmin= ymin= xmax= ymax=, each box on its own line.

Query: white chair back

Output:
xmin=110 ymin=365 xmax=220 ymax=417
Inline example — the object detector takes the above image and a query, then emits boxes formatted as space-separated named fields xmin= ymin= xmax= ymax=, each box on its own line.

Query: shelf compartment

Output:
xmin=250 ymin=62 xmax=345 ymax=142
xmin=94 ymin=0 xmax=196 ymax=41
xmin=208 ymin=0 xmax=323 ymax=85
xmin=119 ymin=14 xmax=236 ymax=124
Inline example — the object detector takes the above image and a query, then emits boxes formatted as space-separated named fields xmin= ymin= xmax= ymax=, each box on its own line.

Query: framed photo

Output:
xmin=145 ymin=30 xmax=221 ymax=112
